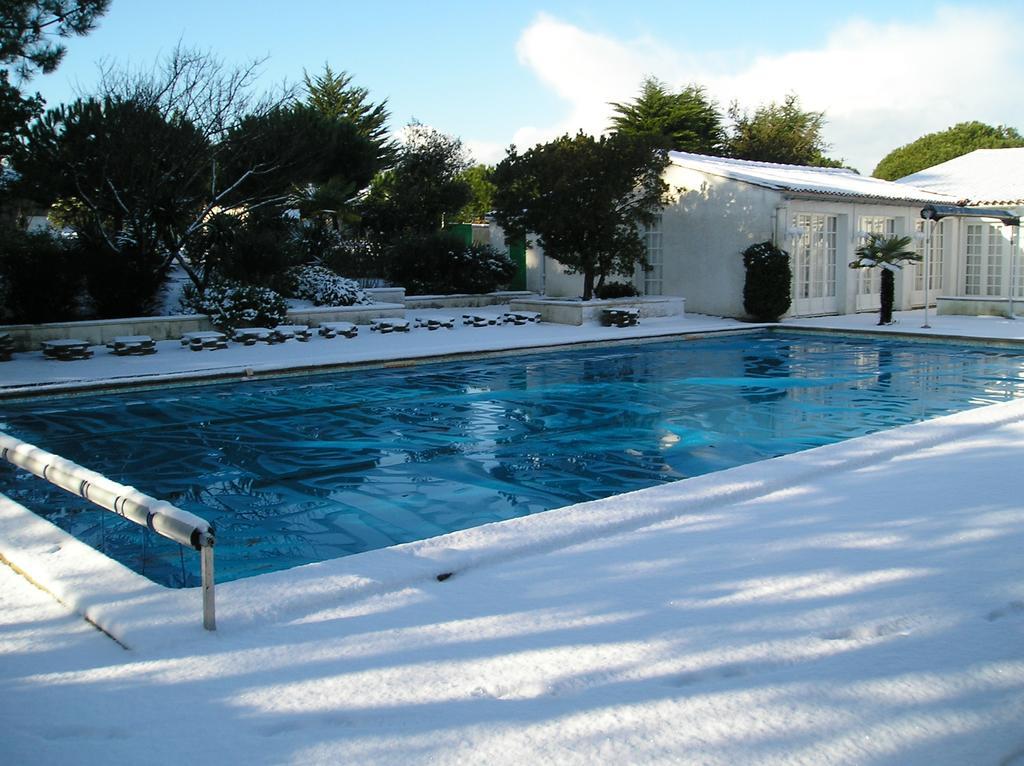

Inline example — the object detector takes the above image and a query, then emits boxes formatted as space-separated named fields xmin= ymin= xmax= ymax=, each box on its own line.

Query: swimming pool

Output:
xmin=2 ymin=330 xmax=1024 ymax=587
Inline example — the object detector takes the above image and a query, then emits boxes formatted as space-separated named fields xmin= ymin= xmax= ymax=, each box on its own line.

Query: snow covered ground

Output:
xmin=1 ymin=308 xmax=1023 ymax=765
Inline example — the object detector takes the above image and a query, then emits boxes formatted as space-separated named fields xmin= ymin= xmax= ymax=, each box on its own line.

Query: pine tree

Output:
xmin=303 ymin=65 xmax=395 ymax=164
xmin=609 ymin=77 xmax=725 ymax=155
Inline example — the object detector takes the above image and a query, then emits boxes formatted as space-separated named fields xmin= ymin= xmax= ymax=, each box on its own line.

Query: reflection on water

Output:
xmin=2 ymin=332 xmax=1023 ymax=586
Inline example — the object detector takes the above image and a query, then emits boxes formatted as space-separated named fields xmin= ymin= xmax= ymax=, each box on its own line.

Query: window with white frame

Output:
xmin=985 ymin=224 xmax=1005 ymax=296
xmin=965 ymin=223 xmax=983 ymax=295
xmin=642 ymin=215 xmax=663 ymax=295
xmin=966 ymin=223 xmax=1008 ymax=296
xmin=794 ymin=213 xmax=837 ymax=299
xmin=913 ymin=220 xmax=944 ymax=292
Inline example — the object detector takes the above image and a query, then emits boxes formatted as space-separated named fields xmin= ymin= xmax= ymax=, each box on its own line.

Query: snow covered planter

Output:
xmin=287 ymin=264 xmax=371 ymax=307
xmin=180 ymin=279 xmax=288 ymax=332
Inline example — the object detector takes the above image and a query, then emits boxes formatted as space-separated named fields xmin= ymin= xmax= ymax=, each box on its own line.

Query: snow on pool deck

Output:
xmin=1 ymin=308 xmax=1024 ymax=765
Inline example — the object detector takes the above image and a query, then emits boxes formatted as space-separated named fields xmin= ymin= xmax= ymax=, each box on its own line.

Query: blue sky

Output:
xmin=28 ymin=0 xmax=1024 ymax=174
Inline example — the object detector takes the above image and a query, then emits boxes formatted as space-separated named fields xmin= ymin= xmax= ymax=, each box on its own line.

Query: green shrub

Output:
xmin=209 ymin=213 xmax=304 ymax=293
xmin=595 ymin=280 xmax=640 ymax=299
xmin=0 ymin=228 xmax=81 ymax=323
xmin=386 ymin=231 xmax=516 ymax=295
xmin=180 ymin=279 xmax=288 ymax=332
xmin=287 ymin=264 xmax=371 ymax=306
xmin=742 ymin=241 xmax=791 ymax=321
xmin=78 ymin=240 xmax=168 ymax=319
xmin=317 ymin=234 xmax=386 ymax=283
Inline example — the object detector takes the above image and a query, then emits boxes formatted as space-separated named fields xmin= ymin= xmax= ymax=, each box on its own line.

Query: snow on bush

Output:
xmin=180 ymin=279 xmax=288 ymax=331
xmin=288 ymin=264 xmax=371 ymax=307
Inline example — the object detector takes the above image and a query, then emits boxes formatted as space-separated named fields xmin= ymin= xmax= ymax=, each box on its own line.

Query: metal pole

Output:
xmin=922 ymin=219 xmax=933 ymax=329
xmin=201 ymin=542 xmax=216 ymax=631
xmin=1009 ymin=226 xmax=1018 ymax=319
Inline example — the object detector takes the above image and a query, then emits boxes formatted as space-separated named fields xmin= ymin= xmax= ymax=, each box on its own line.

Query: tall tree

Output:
xmin=0 ymin=1 xmax=109 ymax=156
xmin=609 ymin=77 xmax=725 ymax=154
xmin=304 ymin=64 xmax=394 ymax=164
xmin=456 ymin=163 xmax=495 ymax=223
xmin=492 ymin=132 xmax=670 ymax=300
xmin=300 ymin=65 xmax=393 ymax=228
xmin=727 ymin=93 xmax=842 ymax=167
xmin=872 ymin=121 xmax=1024 ymax=180
xmin=360 ymin=122 xmax=472 ymax=238
xmin=16 ymin=47 xmax=381 ymax=299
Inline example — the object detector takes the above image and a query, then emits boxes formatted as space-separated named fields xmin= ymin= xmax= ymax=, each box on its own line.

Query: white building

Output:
xmin=521 ymin=152 xmax=960 ymax=319
xmin=897 ymin=148 xmax=1024 ymax=317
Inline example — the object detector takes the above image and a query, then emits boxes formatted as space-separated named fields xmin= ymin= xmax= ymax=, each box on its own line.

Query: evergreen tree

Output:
xmin=609 ymin=77 xmax=725 ymax=154
xmin=360 ymin=122 xmax=472 ymax=239
xmin=455 ymin=163 xmax=495 ymax=223
xmin=872 ymin=121 xmax=1024 ymax=180
xmin=0 ymin=1 xmax=109 ymax=157
xmin=304 ymin=64 xmax=395 ymax=164
xmin=727 ymin=93 xmax=843 ymax=167
xmin=492 ymin=132 xmax=670 ymax=300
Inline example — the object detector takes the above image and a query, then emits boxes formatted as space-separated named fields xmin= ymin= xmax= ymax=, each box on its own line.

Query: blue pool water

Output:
xmin=2 ymin=331 xmax=1024 ymax=587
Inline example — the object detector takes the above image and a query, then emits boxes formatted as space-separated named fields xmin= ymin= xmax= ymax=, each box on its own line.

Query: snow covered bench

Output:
xmin=318 ymin=322 xmax=358 ymax=339
xmin=106 ymin=335 xmax=157 ymax=356
xmin=42 ymin=338 xmax=93 ymax=361
xmin=180 ymin=331 xmax=228 ymax=351
xmin=500 ymin=310 xmax=541 ymax=326
xmin=370 ymin=318 xmax=411 ymax=333
xmin=601 ymin=307 xmax=640 ymax=327
xmin=232 ymin=327 xmax=285 ymax=346
xmin=414 ymin=316 xmax=456 ymax=330
xmin=270 ymin=325 xmax=312 ymax=343
xmin=462 ymin=313 xmax=497 ymax=327
xmin=0 ymin=332 xmax=13 ymax=362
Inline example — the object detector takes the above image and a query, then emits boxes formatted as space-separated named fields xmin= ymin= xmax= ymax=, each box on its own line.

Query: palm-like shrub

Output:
xmin=848 ymin=233 xmax=919 ymax=325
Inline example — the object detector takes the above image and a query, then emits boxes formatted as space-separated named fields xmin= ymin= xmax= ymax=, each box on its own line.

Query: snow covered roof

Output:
xmin=669 ymin=151 xmax=956 ymax=205
xmin=897 ymin=148 xmax=1024 ymax=206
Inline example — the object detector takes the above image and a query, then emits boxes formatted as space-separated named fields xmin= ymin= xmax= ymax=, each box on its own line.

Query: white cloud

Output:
xmin=504 ymin=7 xmax=1024 ymax=174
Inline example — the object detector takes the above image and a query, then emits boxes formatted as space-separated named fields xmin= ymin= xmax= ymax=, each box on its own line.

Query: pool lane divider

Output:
xmin=0 ymin=431 xmax=217 ymax=631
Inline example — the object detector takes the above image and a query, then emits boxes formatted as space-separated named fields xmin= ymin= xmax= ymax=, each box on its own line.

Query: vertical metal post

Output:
xmin=922 ymin=219 xmax=933 ymax=329
xmin=1009 ymin=226 xmax=1018 ymax=319
xmin=201 ymin=543 xmax=216 ymax=631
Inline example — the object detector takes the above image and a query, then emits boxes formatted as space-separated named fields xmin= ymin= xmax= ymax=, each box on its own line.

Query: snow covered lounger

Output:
xmin=414 ymin=316 xmax=455 ymax=330
xmin=500 ymin=311 xmax=541 ymax=326
xmin=106 ymin=335 xmax=157 ymax=356
xmin=318 ymin=322 xmax=358 ymax=339
xmin=0 ymin=332 xmax=13 ymax=361
xmin=370 ymin=318 xmax=411 ymax=333
xmin=42 ymin=338 xmax=93 ymax=361
xmin=180 ymin=331 xmax=228 ymax=351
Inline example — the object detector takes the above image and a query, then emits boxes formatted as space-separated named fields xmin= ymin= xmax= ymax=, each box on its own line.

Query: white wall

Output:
xmin=658 ymin=165 xmax=781 ymax=317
